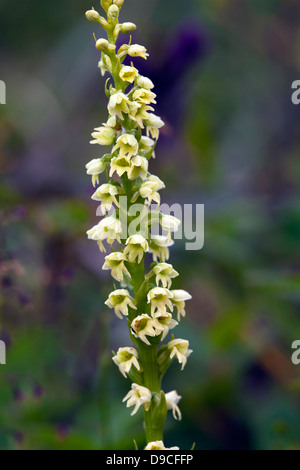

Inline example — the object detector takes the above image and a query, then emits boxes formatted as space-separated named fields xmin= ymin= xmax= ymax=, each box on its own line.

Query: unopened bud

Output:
xmin=98 ymin=16 xmax=109 ymax=28
xmin=120 ymin=22 xmax=137 ymax=34
xmin=113 ymin=0 xmax=125 ymax=7
xmin=137 ymin=75 xmax=154 ymax=90
xmin=96 ymin=39 xmax=116 ymax=55
xmin=85 ymin=9 xmax=108 ymax=28
xmin=107 ymin=4 xmax=119 ymax=25
xmin=85 ymin=9 xmax=101 ymax=23
xmin=96 ymin=38 xmax=109 ymax=51
xmin=101 ymin=0 xmax=113 ymax=12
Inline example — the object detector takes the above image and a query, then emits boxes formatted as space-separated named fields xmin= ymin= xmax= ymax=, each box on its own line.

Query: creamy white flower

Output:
xmin=102 ymin=252 xmax=130 ymax=282
xmin=124 ymin=234 xmax=149 ymax=264
xmin=152 ymin=312 xmax=178 ymax=340
xmin=131 ymin=314 xmax=158 ymax=346
xmin=149 ymin=235 xmax=174 ymax=262
xmin=147 ymin=287 xmax=174 ymax=317
xmin=160 ymin=214 xmax=181 ymax=239
xmin=112 ymin=347 xmax=140 ymax=378
xmin=129 ymin=104 xmax=154 ymax=129
xmin=98 ymin=54 xmax=112 ymax=76
xmin=86 ymin=158 xmax=106 ymax=187
xmin=105 ymin=289 xmax=137 ymax=319
xmin=106 ymin=115 xmax=117 ymax=128
xmin=160 ymin=214 xmax=181 ymax=232
xmin=108 ymin=91 xmax=131 ymax=120
xmin=139 ymin=136 xmax=155 ymax=154
xmin=90 ymin=126 xmax=116 ymax=146
xmin=119 ymin=65 xmax=139 ymax=83
xmin=128 ymin=155 xmax=148 ymax=181
xmin=171 ymin=290 xmax=192 ymax=321
xmin=85 ymin=159 xmax=106 ymax=175
xmin=134 ymin=175 xmax=165 ymax=206
xmin=109 ymin=155 xmax=132 ymax=178
xmin=165 ymin=391 xmax=182 ymax=421
xmin=132 ymin=88 xmax=156 ymax=105
xmin=144 ymin=113 xmax=165 ymax=140
xmin=91 ymin=183 xmax=120 ymax=213
xmin=123 ymin=383 xmax=152 ymax=416
xmin=167 ymin=339 xmax=193 ymax=370
xmin=98 ymin=59 xmax=106 ymax=76
xmin=152 ymin=263 xmax=179 ymax=289
xmin=145 ymin=441 xmax=179 ymax=450
xmin=127 ymin=44 xmax=149 ymax=60
xmin=113 ymin=133 xmax=138 ymax=158
xmin=86 ymin=215 xmax=122 ymax=252
xmin=137 ymin=75 xmax=154 ymax=90
xmin=149 ymin=175 xmax=165 ymax=188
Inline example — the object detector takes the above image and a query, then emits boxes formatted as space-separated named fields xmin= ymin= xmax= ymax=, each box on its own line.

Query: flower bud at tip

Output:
xmin=100 ymin=0 xmax=113 ymax=12
xmin=101 ymin=0 xmax=124 ymax=10
xmin=114 ymin=0 xmax=125 ymax=8
xmin=107 ymin=4 xmax=119 ymax=24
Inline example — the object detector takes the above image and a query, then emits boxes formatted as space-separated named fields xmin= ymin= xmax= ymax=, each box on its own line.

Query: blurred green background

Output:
xmin=1 ymin=0 xmax=300 ymax=450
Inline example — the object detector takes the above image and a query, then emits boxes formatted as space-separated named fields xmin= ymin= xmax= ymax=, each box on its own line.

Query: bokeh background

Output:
xmin=1 ymin=0 xmax=300 ymax=450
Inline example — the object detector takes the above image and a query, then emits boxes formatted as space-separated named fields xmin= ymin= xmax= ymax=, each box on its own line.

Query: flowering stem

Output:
xmin=85 ymin=1 xmax=192 ymax=450
xmin=106 ymin=34 xmax=164 ymax=441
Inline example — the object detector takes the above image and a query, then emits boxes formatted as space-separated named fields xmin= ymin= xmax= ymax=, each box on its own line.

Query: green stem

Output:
xmin=130 ymin=266 xmax=165 ymax=443
xmin=144 ymin=407 xmax=164 ymax=443
xmin=139 ymin=343 xmax=160 ymax=391
xmin=107 ymin=28 xmax=124 ymax=91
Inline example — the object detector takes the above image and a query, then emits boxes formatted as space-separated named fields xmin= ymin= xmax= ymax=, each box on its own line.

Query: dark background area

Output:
xmin=1 ymin=0 xmax=300 ymax=450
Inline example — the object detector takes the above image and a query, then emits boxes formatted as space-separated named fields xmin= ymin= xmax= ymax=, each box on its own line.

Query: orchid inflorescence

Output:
xmin=85 ymin=0 xmax=192 ymax=450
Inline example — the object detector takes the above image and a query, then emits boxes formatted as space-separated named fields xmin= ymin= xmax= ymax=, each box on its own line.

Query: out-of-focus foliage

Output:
xmin=1 ymin=0 xmax=300 ymax=450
